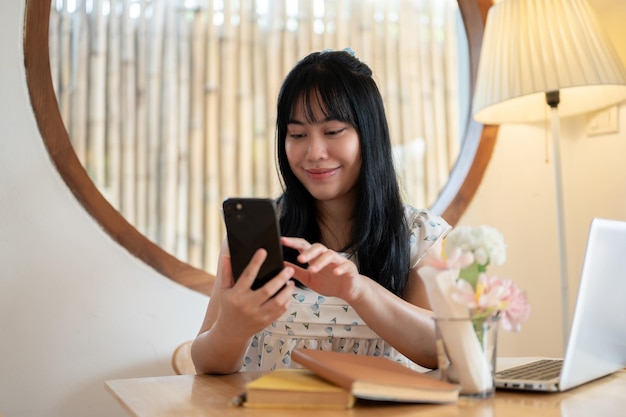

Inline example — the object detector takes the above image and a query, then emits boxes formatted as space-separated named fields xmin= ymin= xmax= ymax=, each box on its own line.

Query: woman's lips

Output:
xmin=305 ymin=167 xmax=339 ymax=180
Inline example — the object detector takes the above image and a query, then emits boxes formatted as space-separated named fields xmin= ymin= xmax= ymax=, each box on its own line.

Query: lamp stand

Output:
xmin=546 ymin=90 xmax=570 ymax=353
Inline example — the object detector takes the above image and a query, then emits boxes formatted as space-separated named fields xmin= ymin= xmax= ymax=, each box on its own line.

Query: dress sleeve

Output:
xmin=405 ymin=206 xmax=452 ymax=268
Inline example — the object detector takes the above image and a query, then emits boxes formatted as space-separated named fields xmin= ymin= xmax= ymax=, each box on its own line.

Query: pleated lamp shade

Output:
xmin=473 ymin=0 xmax=626 ymax=124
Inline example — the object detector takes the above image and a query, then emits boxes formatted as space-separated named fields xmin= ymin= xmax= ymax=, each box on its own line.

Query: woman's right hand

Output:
xmin=192 ymin=246 xmax=294 ymax=374
xmin=212 ymin=248 xmax=294 ymax=340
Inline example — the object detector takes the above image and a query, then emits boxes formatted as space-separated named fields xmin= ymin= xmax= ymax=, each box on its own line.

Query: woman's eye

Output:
xmin=288 ymin=132 xmax=305 ymax=139
xmin=326 ymin=127 xmax=346 ymax=136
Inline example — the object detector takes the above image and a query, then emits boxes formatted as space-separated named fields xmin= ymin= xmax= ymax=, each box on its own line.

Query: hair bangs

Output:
xmin=290 ymin=73 xmax=357 ymax=127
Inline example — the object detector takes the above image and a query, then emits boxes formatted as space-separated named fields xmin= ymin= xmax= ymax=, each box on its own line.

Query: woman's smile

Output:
xmin=305 ymin=167 xmax=340 ymax=180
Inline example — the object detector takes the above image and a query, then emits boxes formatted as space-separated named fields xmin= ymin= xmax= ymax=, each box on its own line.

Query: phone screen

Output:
xmin=222 ymin=198 xmax=284 ymax=290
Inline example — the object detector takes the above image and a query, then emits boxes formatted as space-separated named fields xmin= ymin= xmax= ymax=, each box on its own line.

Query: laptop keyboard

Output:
xmin=496 ymin=359 xmax=563 ymax=381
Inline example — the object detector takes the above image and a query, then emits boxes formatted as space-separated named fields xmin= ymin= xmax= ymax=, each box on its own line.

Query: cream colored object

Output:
xmin=419 ymin=266 xmax=492 ymax=394
xmin=172 ymin=340 xmax=196 ymax=375
xmin=473 ymin=0 xmax=626 ymax=124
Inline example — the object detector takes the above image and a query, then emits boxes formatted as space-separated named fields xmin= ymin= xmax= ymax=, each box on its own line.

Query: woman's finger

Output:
xmin=333 ymin=260 xmax=357 ymax=276
xmin=254 ymin=266 xmax=295 ymax=301
xmin=280 ymin=236 xmax=311 ymax=252
xmin=307 ymin=246 xmax=346 ymax=272
xmin=221 ymin=256 xmax=235 ymax=289
xmin=284 ymin=262 xmax=311 ymax=285
xmin=298 ymin=243 xmax=332 ymax=265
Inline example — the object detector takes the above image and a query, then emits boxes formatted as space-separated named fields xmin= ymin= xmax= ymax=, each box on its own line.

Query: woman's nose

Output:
xmin=306 ymin=135 xmax=328 ymax=160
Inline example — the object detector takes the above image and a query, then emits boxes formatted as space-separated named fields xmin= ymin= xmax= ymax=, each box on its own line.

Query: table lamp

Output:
xmin=471 ymin=0 xmax=626 ymax=350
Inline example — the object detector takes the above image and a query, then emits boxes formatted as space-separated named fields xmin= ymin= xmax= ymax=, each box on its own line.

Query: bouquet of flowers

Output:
xmin=423 ymin=225 xmax=530 ymax=332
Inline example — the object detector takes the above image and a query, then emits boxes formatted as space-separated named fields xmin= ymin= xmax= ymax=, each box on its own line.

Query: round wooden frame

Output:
xmin=23 ymin=0 xmax=497 ymax=295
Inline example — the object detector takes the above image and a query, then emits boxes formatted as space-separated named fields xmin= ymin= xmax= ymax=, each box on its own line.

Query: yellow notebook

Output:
xmin=242 ymin=368 xmax=356 ymax=409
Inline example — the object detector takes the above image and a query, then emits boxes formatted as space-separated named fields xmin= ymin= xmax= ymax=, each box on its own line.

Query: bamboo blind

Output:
xmin=49 ymin=0 xmax=462 ymax=274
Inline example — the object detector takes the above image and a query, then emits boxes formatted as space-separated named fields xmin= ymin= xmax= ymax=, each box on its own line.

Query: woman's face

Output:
xmin=285 ymin=97 xmax=361 ymax=205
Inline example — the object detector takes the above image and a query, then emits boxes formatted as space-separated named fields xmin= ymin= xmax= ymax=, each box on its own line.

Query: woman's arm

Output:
xmin=346 ymin=268 xmax=438 ymax=369
xmin=191 ymin=241 xmax=294 ymax=374
xmin=281 ymin=237 xmax=437 ymax=369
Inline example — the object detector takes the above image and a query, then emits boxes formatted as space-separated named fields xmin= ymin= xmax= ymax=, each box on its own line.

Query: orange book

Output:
xmin=291 ymin=349 xmax=460 ymax=404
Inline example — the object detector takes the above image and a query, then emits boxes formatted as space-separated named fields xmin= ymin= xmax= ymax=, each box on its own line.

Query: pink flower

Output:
xmin=450 ymin=277 xmax=479 ymax=309
xmin=451 ymin=273 xmax=530 ymax=332
xmin=492 ymin=277 xmax=531 ymax=332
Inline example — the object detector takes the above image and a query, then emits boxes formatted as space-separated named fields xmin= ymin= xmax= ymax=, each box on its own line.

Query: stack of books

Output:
xmin=239 ymin=349 xmax=460 ymax=409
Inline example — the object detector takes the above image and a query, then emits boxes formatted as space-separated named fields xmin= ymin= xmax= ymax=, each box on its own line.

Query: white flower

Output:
xmin=445 ymin=225 xmax=506 ymax=268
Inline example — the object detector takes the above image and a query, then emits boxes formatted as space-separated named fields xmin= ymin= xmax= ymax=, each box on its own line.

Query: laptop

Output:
xmin=495 ymin=217 xmax=626 ymax=392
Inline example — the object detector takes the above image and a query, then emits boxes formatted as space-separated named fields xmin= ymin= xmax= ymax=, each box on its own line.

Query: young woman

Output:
xmin=191 ymin=49 xmax=451 ymax=374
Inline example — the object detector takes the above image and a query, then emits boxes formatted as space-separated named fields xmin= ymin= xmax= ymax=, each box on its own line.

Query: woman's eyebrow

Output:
xmin=288 ymin=116 xmax=336 ymax=125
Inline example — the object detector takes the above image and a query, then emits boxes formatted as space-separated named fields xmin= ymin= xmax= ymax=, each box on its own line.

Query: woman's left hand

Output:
xmin=281 ymin=236 xmax=365 ymax=303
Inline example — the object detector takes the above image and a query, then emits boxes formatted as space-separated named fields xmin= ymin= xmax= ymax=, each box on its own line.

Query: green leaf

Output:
xmin=459 ymin=262 xmax=481 ymax=289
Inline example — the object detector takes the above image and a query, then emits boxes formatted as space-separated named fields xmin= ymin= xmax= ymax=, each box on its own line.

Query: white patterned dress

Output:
xmin=240 ymin=206 xmax=451 ymax=371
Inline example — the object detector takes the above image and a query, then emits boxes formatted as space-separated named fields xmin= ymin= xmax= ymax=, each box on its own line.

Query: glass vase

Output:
xmin=433 ymin=316 xmax=499 ymax=398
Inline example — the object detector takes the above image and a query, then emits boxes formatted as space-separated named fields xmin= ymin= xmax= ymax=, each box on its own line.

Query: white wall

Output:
xmin=1 ymin=1 xmax=625 ymax=416
xmin=0 ymin=2 xmax=208 ymax=417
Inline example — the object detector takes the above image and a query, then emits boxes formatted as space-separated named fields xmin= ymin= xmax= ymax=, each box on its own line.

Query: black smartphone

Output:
xmin=222 ymin=198 xmax=284 ymax=290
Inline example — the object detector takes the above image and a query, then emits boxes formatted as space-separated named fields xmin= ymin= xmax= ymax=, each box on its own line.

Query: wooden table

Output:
xmin=106 ymin=368 xmax=626 ymax=417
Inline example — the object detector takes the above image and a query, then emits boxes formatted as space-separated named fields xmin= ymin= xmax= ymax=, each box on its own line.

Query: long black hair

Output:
xmin=276 ymin=50 xmax=410 ymax=297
